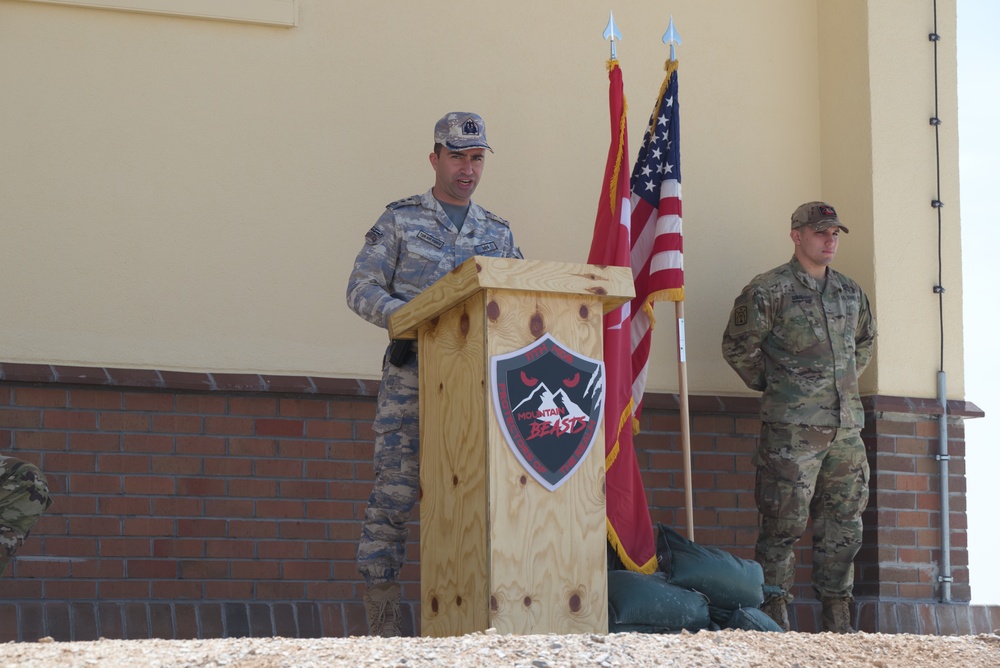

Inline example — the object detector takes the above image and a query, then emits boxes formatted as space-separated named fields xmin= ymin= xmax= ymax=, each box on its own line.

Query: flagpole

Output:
xmin=662 ymin=17 xmax=694 ymax=542
xmin=676 ymin=301 xmax=694 ymax=540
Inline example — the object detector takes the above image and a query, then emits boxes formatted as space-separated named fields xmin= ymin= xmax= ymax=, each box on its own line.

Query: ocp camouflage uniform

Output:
xmin=347 ymin=188 xmax=522 ymax=586
xmin=722 ymin=255 xmax=876 ymax=604
xmin=1 ymin=455 xmax=53 ymax=576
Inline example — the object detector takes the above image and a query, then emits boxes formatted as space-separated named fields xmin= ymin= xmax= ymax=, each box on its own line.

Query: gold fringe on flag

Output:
xmin=604 ymin=59 xmax=628 ymax=219
xmin=606 ymin=519 xmax=658 ymax=574
xmin=604 ymin=396 xmax=634 ymax=471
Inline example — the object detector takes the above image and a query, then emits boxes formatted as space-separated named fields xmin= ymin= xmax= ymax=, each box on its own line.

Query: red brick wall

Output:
xmin=856 ymin=398 xmax=973 ymax=603
xmin=0 ymin=363 xmax=990 ymax=640
xmin=635 ymin=393 xmax=978 ymax=606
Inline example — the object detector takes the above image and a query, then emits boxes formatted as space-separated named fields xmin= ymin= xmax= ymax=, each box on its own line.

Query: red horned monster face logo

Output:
xmin=491 ymin=334 xmax=605 ymax=491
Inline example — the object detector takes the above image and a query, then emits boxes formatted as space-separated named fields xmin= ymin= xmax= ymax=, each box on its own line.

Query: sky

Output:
xmin=957 ymin=0 xmax=1000 ymax=604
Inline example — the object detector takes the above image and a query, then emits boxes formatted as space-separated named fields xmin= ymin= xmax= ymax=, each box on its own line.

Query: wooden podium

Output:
xmin=389 ymin=256 xmax=634 ymax=637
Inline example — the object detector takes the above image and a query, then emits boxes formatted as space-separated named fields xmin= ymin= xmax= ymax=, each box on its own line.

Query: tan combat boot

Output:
xmin=364 ymin=581 xmax=402 ymax=637
xmin=760 ymin=596 xmax=790 ymax=632
xmin=820 ymin=596 xmax=856 ymax=633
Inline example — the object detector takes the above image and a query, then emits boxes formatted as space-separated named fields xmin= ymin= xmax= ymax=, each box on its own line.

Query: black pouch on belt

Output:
xmin=388 ymin=339 xmax=416 ymax=367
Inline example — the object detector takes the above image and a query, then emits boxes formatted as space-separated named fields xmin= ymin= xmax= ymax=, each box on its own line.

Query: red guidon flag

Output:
xmin=588 ymin=59 xmax=656 ymax=574
xmin=629 ymin=58 xmax=683 ymax=430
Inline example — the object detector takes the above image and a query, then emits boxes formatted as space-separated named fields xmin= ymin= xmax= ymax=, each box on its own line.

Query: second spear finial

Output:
xmin=604 ymin=10 xmax=622 ymax=60
xmin=662 ymin=16 xmax=682 ymax=61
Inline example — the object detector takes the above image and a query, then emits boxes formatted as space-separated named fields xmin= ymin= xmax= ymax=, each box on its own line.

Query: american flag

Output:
xmin=629 ymin=59 xmax=683 ymax=431
xmin=588 ymin=59 xmax=657 ymax=575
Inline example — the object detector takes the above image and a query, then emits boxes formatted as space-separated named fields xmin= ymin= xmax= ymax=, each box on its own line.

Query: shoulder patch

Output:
xmin=365 ymin=226 xmax=384 ymax=245
xmin=733 ymin=304 xmax=749 ymax=328
xmin=728 ymin=287 xmax=755 ymax=333
xmin=484 ymin=210 xmax=510 ymax=227
xmin=386 ymin=195 xmax=421 ymax=211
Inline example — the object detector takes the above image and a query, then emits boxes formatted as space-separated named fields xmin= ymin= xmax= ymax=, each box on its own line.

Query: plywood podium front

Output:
xmin=388 ymin=256 xmax=634 ymax=637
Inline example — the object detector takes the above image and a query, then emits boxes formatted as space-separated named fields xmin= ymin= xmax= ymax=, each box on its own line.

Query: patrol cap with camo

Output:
xmin=434 ymin=112 xmax=493 ymax=153
xmin=791 ymin=201 xmax=849 ymax=233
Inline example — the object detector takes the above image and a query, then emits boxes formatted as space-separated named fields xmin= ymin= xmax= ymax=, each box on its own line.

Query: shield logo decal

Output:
xmin=490 ymin=333 xmax=605 ymax=491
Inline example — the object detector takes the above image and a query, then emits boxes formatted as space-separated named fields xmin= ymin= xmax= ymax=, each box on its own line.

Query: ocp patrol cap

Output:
xmin=791 ymin=201 xmax=849 ymax=233
xmin=433 ymin=112 xmax=493 ymax=153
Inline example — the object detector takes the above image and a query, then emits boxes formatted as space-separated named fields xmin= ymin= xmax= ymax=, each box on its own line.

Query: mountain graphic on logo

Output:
xmin=512 ymin=383 xmax=589 ymax=425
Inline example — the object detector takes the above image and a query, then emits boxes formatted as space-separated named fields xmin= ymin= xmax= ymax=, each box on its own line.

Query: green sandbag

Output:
xmin=710 ymin=590 xmax=785 ymax=626
xmin=607 ymin=570 xmax=711 ymax=634
xmin=722 ymin=606 xmax=786 ymax=632
xmin=656 ymin=524 xmax=765 ymax=612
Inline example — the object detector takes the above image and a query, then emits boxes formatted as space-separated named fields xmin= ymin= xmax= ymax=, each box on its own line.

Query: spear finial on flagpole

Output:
xmin=662 ymin=15 xmax=682 ymax=61
xmin=604 ymin=10 xmax=622 ymax=60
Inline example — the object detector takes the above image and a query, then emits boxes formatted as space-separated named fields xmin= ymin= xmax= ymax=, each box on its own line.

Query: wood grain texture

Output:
xmin=416 ymin=264 xmax=612 ymax=636
xmin=390 ymin=257 xmax=634 ymax=339
xmin=419 ymin=294 xmax=490 ymax=637
xmin=484 ymin=288 xmax=608 ymax=635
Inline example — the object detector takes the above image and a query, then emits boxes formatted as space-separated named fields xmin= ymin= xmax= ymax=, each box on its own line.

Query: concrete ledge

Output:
xmin=790 ymin=599 xmax=1000 ymax=635
xmin=2 ymin=599 xmax=997 ymax=640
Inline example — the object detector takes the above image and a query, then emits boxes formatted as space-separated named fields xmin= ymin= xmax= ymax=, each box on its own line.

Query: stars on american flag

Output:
xmin=632 ymin=92 xmax=678 ymax=198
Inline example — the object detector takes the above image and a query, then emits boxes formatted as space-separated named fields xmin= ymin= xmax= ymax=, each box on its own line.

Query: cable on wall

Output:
xmin=928 ymin=0 xmax=953 ymax=604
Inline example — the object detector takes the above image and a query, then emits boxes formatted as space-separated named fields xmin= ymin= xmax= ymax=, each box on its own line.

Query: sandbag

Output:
xmin=721 ymin=606 xmax=786 ymax=632
xmin=709 ymin=586 xmax=787 ymax=626
xmin=656 ymin=524 xmax=765 ymax=612
xmin=607 ymin=570 xmax=711 ymax=634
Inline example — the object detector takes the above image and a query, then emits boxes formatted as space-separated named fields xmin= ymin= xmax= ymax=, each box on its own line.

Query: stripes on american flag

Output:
xmin=628 ymin=58 xmax=683 ymax=431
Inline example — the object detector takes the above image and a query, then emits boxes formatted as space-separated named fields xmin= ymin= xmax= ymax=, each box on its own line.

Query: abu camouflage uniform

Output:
xmin=347 ymin=188 xmax=522 ymax=586
xmin=722 ymin=255 xmax=876 ymax=603
xmin=1 ymin=455 xmax=53 ymax=576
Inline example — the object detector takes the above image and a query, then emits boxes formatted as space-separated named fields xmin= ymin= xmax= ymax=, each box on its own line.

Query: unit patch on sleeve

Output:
xmin=734 ymin=305 xmax=748 ymax=327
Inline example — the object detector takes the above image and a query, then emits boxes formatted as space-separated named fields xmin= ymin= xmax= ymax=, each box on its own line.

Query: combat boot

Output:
xmin=760 ymin=596 xmax=790 ymax=632
xmin=364 ymin=581 xmax=402 ymax=637
xmin=820 ymin=596 xmax=855 ymax=633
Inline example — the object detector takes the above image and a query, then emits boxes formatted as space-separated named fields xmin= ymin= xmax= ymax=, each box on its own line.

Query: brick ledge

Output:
xmin=0 ymin=361 xmax=984 ymax=418
xmin=0 ymin=361 xmax=379 ymax=397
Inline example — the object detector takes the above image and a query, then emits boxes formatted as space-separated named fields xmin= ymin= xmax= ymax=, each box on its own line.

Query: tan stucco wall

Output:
xmin=864 ymin=1 xmax=963 ymax=398
xmin=0 ymin=0 xmax=963 ymax=399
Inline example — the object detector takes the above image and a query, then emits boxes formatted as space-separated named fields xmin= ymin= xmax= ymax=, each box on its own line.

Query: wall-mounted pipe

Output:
xmin=936 ymin=370 xmax=952 ymax=602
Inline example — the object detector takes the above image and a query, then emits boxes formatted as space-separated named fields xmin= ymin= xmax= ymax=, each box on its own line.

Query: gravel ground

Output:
xmin=4 ymin=629 xmax=1000 ymax=668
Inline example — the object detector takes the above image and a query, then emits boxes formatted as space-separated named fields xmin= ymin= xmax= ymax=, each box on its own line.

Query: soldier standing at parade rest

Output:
xmin=1 ymin=455 xmax=53 ymax=577
xmin=721 ymin=202 xmax=877 ymax=633
xmin=346 ymin=112 xmax=523 ymax=637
